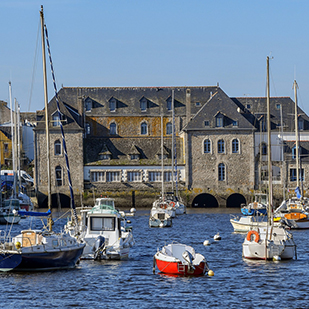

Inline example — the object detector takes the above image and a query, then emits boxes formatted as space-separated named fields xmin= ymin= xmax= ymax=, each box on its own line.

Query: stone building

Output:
xmin=33 ymin=85 xmax=309 ymax=208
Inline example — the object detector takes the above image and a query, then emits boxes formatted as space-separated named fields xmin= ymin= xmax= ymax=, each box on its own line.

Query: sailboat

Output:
xmin=273 ymin=80 xmax=309 ymax=229
xmin=150 ymin=114 xmax=174 ymax=227
xmin=0 ymin=6 xmax=85 ymax=271
xmin=242 ymin=56 xmax=296 ymax=260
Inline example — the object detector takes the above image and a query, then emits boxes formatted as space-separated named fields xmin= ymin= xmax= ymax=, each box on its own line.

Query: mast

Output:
xmin=171 ymin=90 xmax=175 ymax=193
xmin=40 ymin=6 xmax=52 ymax=231
xmin=266 ymin=56 xmax=273 ymax=226
xmin=293 ymin=80 xmax=300 ymax=194
xmin=17 ymin=103 xmax=21 ymax=191
xmin=161 ymin=114 xmax=164 ymax=198
xmin=9 ymin=83 xmax=16 ymax=177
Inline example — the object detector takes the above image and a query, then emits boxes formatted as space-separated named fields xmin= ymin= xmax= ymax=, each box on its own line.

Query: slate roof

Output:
xmin=231 ymin=97 xmax=309 ymax=132
xmin=54 ymin=86 xmax=220 ymax=117
xmin=183 ymin=88 xmax=256 ymax=131
xmin=84 ymin=137 xmax=183 ymax=166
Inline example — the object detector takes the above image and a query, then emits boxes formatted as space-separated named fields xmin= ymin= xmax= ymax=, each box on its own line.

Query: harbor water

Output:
xmin=1 ymin=208 xmax=309 ymax=308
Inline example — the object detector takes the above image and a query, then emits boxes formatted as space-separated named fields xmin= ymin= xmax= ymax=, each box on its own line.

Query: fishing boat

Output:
xmin=149 ymin=208 xmax=172 ymax=227
xmin=153 ymin=243 xmax=209 ymax=276
xmin=242 ymin=57 xmax=296 ymax=260
xmin=68 ymin=197 xmax=134 ymax=260
xmin=0 ymin=6 xmax=85 ymax=272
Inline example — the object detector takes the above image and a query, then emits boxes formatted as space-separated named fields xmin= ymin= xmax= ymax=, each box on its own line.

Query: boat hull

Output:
xmin=155 ymin=258 xmax=207 ymax=276
xmin=0 ymin=253 xmax=22 ymax=271
xmin=149 ymin=218 xmax=172 ymax=227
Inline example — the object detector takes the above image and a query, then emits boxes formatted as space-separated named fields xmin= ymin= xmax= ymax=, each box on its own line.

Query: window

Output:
xmin=54 ymin=140 xmax=61 ymax=155
xmin=52 ymin=113 xmax=61 ymax=127
xmin=110 ymin=122 xmax=117 ymax=135
xmin=127 ymin=171 xmax=141 ymax=182
xmin=292 ymin=146 xmax=301 ymax=160
xmin=166 ymin=122 xmax=172 ymax=135
xmin=85 ymin=100 xmax=92 ymax=112
xmin=246 ymin=104 xmax=251 ymax=109
xmin=4 ymin=143 xmax=8 ymax=153
xmin=91 ymin=171 xmax=104 ymax=182
xmin=130 ymin=154 xmax=139 ymax=160
xmin=55 ymin=166 xmax=62 ymax=186
xmin=109 ymin=99 xmax=117 ymax=112
xmin=218 ymin=163 xmax=225 ymax=181
xmin=232 ymin=139 xmax=239 ymax=153
xmin=141 ymin=122 xmax=148 ymax=135
xmin=299 ymin=119 xmax=304 ymax=130
xmin=85 ymin=123 xmax=91 ymax=135
xmin=204 ymin=139 xmax=211 ymax=153
xmin=164 ymin=171 xmax=172 ymax=182
xmin=232 ymin=121 xmax=238 ymax=127
xmin=216 ymin=116 xmax=223 ymax=127
xmin=218 ymin=139 xmax=225 ymax=153
xmin=276 ymin=104 xmax=281 ymax=110
xmin=148 ymin=171 xmax=162 ymax=182
xmin=106 ymin=171 xmax=120 ymax=182
xmin=90 ymin=217 xmax=115 ymax=231
xmin=290 ymin=168 xmax=304 ymax=182
xmin=261 ymin=143 xmax=267 ymax=155
xmin=196 ymin=102 xmax=201 ymax=107
xmin=167 ymin=98 xmax=172 ymax=111
xmin=204 ymin=121 xmax=209 ymax=127
xmin=140 ymin=98 xmax=147 ymax=112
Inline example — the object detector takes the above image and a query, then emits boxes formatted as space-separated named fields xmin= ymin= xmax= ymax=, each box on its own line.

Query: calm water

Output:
xmin=1 ymin=208 xmax=309 ymax=308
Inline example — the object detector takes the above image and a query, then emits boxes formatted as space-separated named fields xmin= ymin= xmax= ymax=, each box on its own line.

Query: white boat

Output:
xmin=0 ymin=6 xmax=85 ymax=272
xmin=153 ymin=243 xmax=209 ymax=276
xmin=230 ymin=214 xmax=268 ymax=232
xmin=241 ymin=193 xmax=268 ymax=216
xmin=242 ymin=56 xmax=297 ymax=261
xmin=70 ymin=197 xmax=135 ymax=260
xmin=164 ymin=192 xmax=186 ymax=215
xmin=149 ymin=208 xmax=172 ymax=227
xmin=151 ymin=198 xmax=176 ymax=218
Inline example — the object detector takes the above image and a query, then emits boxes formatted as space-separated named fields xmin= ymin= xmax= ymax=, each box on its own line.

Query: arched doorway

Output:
xmin=37 ymin=191 xmax=71 ymax=209
xmin=192 ymin=193 xmax=219 ymax=208
xmin=226 ymin=193 xmax=246 ymax=208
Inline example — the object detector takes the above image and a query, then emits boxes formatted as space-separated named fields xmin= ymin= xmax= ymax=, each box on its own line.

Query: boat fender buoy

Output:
xmin=15 ymin=242 xmax=21 ymax=249
xmin=203 ymin=240 xmax=210 ymax=246
xmin=246 ymin=230 xmax=260 ymax=243
xmin=208 ymin=269 xmax=214 ymax=276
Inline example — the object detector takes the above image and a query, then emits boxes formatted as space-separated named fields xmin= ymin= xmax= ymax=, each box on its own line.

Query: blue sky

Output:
xmin=1 ymin=0 xmax=309 ymax=114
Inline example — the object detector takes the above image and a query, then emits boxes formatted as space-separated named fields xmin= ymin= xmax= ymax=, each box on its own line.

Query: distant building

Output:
xmin=33 ymin=86 xmax=309 ymax=208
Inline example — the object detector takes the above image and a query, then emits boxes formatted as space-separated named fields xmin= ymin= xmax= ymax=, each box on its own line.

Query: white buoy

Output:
xmin=214 ymin=232 xmax=221 ymax=241
xmin=130 ymin=208 xmax=136 ymax=214
xmin=203 ymin=240 xmax=210 ymax=246
xmin=273 ymin=255 xmax=281 ymax=261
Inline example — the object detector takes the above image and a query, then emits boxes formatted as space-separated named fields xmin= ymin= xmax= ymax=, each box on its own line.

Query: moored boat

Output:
xmin=149 ymin=209 xmax=172 ymax=227
xmin=154 ymin=243 xmax=209 ymax=276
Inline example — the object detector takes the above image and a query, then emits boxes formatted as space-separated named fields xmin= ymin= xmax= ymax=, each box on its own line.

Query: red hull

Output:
xmin=155 ymin=258 xmax=207 ymax=276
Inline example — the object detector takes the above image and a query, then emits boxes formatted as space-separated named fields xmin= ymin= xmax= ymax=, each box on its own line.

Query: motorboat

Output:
xmin=69 ymin=197 xmax=135 ymax=260
xmin=149 ymin=209 xmax=172 ymax=227
xmin=241 ymin=193 xmax=268 ymax=216
xmin=242 ymin=225 xmax=296 ymax=260
xmin=153 ymin=243 xmax=209 ymax=276
xmin=0 ymin=228 xmax=85 ymax=271
xmin=274 ymin=197 xmax=309 ymax=229
xmin=151 ymin=198 xmax=176 ymax=218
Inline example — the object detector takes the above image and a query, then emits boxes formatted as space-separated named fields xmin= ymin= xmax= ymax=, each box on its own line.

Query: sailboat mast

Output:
xmin=266 ymin=56 xmax=273 ymax=226
xmin=293 ymin=80 xmax=300 ymax=192
xmin=40 ymin=6 xmax=52 ymax=231
xmin=161 ymin=114 xmax=164 ymax=198
xmin=9 ymin=83 xmax=16 ymax=175
xmin=171 ymin=90 xmax=175 ymax=193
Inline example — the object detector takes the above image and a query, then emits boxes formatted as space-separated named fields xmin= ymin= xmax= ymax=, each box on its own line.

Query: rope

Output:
xmin=44 ymin=25 xmax=78 ymax=227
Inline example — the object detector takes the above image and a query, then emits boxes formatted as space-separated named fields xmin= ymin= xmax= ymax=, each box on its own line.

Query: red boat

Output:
xmin=153 ymin=243 xmax=209 ymax=276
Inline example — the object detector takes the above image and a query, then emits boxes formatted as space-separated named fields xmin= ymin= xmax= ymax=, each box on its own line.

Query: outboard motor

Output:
xmin=182 ymin=250 xmax=195 ymax=271
xmin=94 ymin=236 xmax=105 ymax=260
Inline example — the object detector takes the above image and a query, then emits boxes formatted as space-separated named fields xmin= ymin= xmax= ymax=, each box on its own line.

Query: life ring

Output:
xmin=246 ymin=230 xmax=260 ymax=243
xmin=253 ymin=202 xmax=258 ymax=209
xmin=169 ymin=201 xmax=175 ymax=208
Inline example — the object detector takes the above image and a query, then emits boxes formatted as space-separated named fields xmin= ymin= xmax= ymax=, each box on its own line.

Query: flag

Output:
xmin=295 ymin=187 xmax=302 ymax=199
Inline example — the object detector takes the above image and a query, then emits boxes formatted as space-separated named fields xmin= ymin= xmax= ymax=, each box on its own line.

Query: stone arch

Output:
xmin=192 ymin=193 xmax=219 ymax=208
xmin=37 ymin=192 xmax=71 ymax=209
xmin=226 ymin=193 xmax=246 ymax=208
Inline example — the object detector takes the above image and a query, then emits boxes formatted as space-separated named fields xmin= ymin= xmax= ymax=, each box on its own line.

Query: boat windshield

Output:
xmin=95 ymin=199 xmax=115 ymax=209
xmin=90 ymin=217 xmax=115 ymax=231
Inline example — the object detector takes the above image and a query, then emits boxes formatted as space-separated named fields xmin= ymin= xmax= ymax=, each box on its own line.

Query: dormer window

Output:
xmin=167 ymin=98 xmax=172 ymax=111
xmin=216 ymin=116 xmax=223 ymax=127
xmin=246 ymin=104 xmax=251 ymax=109
xmin=232 ymin=121 xmax=238 ymax=127
xmin=276 ymin=104 xmax=281 ymax=110
xmin=140 ymin=98 xmax=147 ymax=112
xmin=204 ymin=121 xmax=209 ymax=127
xmin=52 ymin=113 xmax=61 ymax=127
xmin=85 ymin=99 xmax=92 ymax=112
xmin=299 ymin=118 xmax=304 ymax=130
xmin=196 ymin=102 xmax=201 ymax=107
xmin=130 ymin=154 xmax=140 ymax=160
xmin=109 ymin=98 xmax=117 ymax=112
